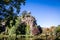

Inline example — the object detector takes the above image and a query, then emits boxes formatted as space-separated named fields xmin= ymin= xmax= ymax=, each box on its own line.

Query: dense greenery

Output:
xmin=0 ymin=0 xmax=26 ymax=35
xmin=0 ymin=0 xmax=25 ymax=26
xmin=16 ymin=22 xmax=26 ymax=35
xmin=55 ymin=25 xmax=60 ymax=40
xmin=55 ymin=25 xmax=60 ymax=33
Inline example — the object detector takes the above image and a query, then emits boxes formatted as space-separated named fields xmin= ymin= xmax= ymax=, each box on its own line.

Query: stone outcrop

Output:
xmin=20 ymin=11 xmax=42 ymax=35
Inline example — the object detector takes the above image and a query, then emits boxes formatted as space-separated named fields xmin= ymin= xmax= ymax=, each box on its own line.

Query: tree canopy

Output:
xmin=0 ymin=0 xmax=26 ymax=35
xmin=0 ymin=0 xmax=26 ymax=27
xmin=55 ymin=25 xmax=60 ymax=33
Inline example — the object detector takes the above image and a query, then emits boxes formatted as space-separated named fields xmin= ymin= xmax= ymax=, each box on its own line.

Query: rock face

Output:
xmin=32 ymin=27 xmax=40 ymax=35
xmin=20 ymin=11 xmax=42 ymax=35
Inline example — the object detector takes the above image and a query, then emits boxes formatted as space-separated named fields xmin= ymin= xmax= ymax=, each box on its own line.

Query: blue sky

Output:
xmin=20 ymin=0 xmax=60 ymax=28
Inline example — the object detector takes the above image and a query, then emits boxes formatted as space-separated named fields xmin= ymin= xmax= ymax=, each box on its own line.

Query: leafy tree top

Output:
xmin=0 ymin=0 xmax=26 ymax=27
xmin=0 ymin=0 xmax=25 ymax=20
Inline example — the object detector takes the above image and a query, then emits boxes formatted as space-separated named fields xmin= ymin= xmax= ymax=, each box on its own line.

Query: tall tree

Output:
xmin=0 ymin=0 xmax=26 ymax=37
xmin=0 ymin=0 xmax=26 ymax=27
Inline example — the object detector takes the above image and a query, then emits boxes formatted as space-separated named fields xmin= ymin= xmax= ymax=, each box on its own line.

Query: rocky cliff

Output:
xmin=20 ymin=11 xmax=42 ymax=35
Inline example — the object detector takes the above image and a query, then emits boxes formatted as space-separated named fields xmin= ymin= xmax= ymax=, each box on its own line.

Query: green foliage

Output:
xmin=55 ymin=25 xmax=60 ymax=33
xmin=0 ymin=0 xmax=26 ymax=27
xmin=26 ymin=24 xmax=30 ymax=35
xmin=0 ymin=0 xmax=26 ymax=37
xmin=8 ymin=18 xmax=20 ymax=35
xmin=8 ymin=26 xmax=16 ymax=35
xmin=55 ymin=25 xmax=60 ymax=40
xmin=16 ymin=22 xmax=26 ymax=35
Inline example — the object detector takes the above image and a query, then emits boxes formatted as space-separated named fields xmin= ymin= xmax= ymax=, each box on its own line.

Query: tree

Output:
xmin=0 ymin=0 xmax=26 ymax=39
xmin=0 ymin=0 xmax=26 ymax=27
xmin=16 ymin=22 xmax=26 ymax=35
xmin=55 ymin=25 xmax=60 ymax=40
xmin=55 ymin=25 xmax=60 ymax=33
